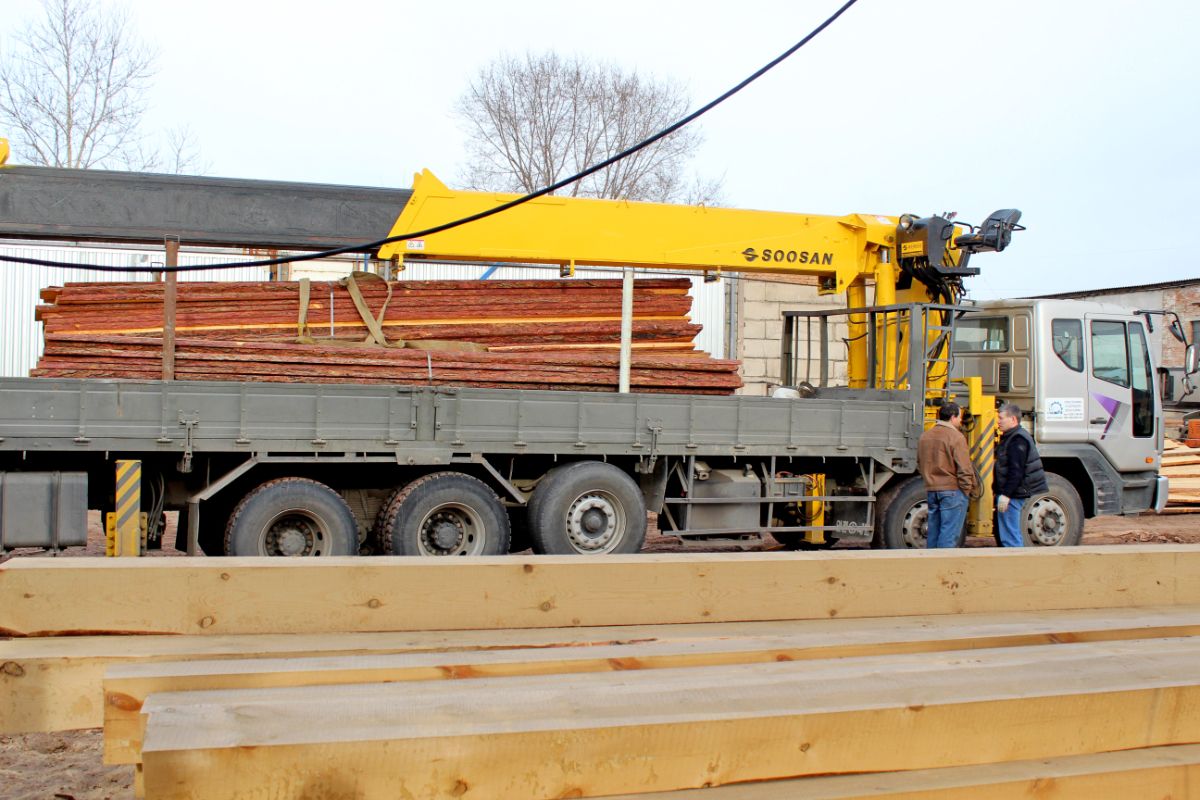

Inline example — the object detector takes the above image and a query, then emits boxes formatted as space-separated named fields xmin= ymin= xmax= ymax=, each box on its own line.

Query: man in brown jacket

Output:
xmin=916 ymin=402 xmax=978 ymax=548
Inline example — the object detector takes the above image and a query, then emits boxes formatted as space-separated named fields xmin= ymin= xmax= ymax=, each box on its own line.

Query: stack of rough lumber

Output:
xmin=1163 ymin=438 xmax=1200 ymax=509
xmin=35 ymin=279 xmax=703 ymax=348
xmin=32 ymin=335 xmax=742 ymax=394
xmin=3 ymin=547 xmax=1200 ymax=799
xmin=32 ymin=278 xmax=743 ymax=394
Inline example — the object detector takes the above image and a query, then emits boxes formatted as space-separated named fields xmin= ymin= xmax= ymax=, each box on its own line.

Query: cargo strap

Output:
xmin=296 ymin=278 xmax=313 ymax=343
xmin=295 ymin=273 xmax=487 ymax=352
xmin=296 ymin=273 xmax=405 ymax=348
xmin=342 ymin=271 xmax=394 ymax=346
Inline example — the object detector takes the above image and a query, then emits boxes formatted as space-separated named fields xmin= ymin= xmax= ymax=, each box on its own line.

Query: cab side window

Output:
xmin=1128 ymin=322 xmax=1153 ymax=438
xmin=1090 ymin=320 xmax=1129 ymax=387
xmin=1051 ymin=318 xmax=1084 ymax=372
xmin=953 ymin=316 xmax=1008 ymax=352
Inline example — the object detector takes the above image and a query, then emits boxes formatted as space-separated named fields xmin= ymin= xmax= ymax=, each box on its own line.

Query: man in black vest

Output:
xmin=994 ymin=403 xmax=1049 ymax=547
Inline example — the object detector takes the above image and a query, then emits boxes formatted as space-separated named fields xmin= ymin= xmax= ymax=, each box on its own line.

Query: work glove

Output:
xmin=996 ymin=495 xmax=1010 ymax=514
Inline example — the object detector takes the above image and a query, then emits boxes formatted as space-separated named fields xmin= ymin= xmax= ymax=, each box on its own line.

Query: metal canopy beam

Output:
xmin=0 ymin=166 xmax=411 ymax=251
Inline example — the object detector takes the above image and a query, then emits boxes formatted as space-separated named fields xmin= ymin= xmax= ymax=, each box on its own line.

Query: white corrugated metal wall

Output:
xmin=2 ymin=245 xmax=726 ymax=377
xmin=0 ymin=243 xmax=270 ymax=377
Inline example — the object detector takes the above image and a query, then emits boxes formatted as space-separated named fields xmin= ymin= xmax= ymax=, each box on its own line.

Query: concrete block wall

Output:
xmin=736 ymin=274 xmax=850 ymax=396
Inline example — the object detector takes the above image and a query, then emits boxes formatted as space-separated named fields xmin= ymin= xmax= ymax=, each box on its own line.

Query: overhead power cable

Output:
xmin=0 ymin=0 xmax=860 ymax=274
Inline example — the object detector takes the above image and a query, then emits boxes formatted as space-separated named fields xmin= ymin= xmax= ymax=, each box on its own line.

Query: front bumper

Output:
xmin=1153 ymin=475 xmax=1170 ymax=513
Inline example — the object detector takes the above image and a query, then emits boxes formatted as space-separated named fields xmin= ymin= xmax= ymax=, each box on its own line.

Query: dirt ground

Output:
xmin=2 ymin=511 xmax=1197 ymax=799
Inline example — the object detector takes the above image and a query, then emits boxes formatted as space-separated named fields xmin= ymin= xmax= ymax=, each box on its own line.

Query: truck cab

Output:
xmin=953 ymin=298 xmax=1165 ymax=520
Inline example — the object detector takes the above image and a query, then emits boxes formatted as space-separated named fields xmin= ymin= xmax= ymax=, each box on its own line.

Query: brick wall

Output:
xmin=1162 ymin=284 xmax=1200 ymax=370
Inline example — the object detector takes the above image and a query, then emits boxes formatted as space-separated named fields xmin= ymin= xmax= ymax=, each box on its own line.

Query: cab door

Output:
xmin=1036 ymin=314 xmax=1090 ymax=444
xmin=1085 ymin=316 xmax=1157 ymax=472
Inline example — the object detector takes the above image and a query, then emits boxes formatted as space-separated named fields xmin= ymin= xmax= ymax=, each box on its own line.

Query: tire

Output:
xmin=224 ymin=478 xmax=358 ymax=557
xmin=875 ymin=476 xmax=967 ymax=550
xmin=527 ymin=461 xmax=646 ymax=555
xmin=378 ymin=472 xmax=510 ymax=557
xmin=1020 ymin=473 xmax=1085 ymax=547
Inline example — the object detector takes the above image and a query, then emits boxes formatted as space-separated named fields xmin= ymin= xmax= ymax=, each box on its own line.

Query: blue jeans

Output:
xmin=997 ymin=497 xmax=1027 ymax=547
xmin=926 ymin=490 xmax=968 ymax=548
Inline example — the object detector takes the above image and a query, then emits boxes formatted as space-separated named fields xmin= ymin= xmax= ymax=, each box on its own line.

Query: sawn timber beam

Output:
xmin=137 ymin=637 xmax=1200 ymax=799
xmin=2 ymin=546 xmax=1199 ymax=637
xmin=100 ymin=605 xmax=1200 ymax=764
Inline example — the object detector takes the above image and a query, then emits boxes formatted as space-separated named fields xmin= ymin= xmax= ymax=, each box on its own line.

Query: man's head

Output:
xmin=938 ymin=401 xmax=963 ymax=428
xmin=998 ymin=403 xmax=1022 ymax=432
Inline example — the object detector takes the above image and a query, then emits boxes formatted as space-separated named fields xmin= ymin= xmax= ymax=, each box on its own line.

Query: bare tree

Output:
xmin=456 ymin=52 xmax=721 ymax=204
xmin=0 ymin=0 xmax=157 ymax=169
xmin=121 ymin=124 xmax=205 ymax=173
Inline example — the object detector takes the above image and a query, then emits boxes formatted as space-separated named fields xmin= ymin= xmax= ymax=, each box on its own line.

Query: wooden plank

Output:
xmin=100 ymin=605 xmax=1200 ymax=763
xmin=5 ymin=547 xmax=1200 ymax=638
xmin=1165 ymin=477 xmax=1200 ymax=490
xmin=138 ymin=637 xmax=1200 ymax=799
xmin=9 ymin=605 xmax=1198 ymax=735
xmin=9 ymin=620 xmax=796 ymax=736
xmin=597 ymin=744 xmax=1200 ymax=799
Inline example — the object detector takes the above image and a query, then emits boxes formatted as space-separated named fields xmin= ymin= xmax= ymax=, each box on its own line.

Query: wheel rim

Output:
xmin=566 ymin=490 xmax=626 ymax=553
xmin=1025 ymin=495 xmax=1069 ymax=546
xmin=261 ymin=509 xmax=329 ymax=556
xmin=899 ymin=500 xmax=929 ymax=548
xmin=416 ymin=503 xmax=486 ymax=556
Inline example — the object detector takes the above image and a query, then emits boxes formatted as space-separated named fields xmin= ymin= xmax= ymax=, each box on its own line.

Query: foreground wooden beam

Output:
xmin=4 ymin=546 xmax=1199 ymax=637
xmin=101 ymin=604 xmax=1200 ymax=763
xmin=6 ymin=605 xmax=1198 ymax=736
xmin=139 ymin=637 xmax=1200 ymax=799
xmin=2 ymin=622 xmax=676 ymax=735
xmin=599 ymin=744 xmax=1200 ymax=799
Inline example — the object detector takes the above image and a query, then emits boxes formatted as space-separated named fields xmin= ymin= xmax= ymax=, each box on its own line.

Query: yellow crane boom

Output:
xmin=378 ymin=169 xmax=1019 ymax=307
xmin=378 ymin=169 xmax=1020 ymax=396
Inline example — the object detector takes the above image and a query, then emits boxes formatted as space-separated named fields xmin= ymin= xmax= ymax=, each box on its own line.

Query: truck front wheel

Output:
xmin=224 ymin=478 xmax=359 ymax=557
xmin=528 ymin=462 xmax=646 ymax=555
xmin=1020 ymin=473 xmax=1084 ymax=547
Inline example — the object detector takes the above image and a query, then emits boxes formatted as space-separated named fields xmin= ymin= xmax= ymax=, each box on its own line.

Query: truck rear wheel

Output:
xmin=224 ymin=478 xmax=358 ymax=557
xmin=377 ymin=472 xmax=510 ymax=557
xmin=527 ymin=461 xmax=646 ymax=555
xmin=876 ymin=476 xmax=966 ymax=550
xmin=1020 ymin=473 xmax=1084 ymax=547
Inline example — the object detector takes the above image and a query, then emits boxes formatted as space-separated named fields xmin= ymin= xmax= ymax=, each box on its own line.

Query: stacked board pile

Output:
xmin=1163 ymin=438 xmax=1200 ymax=510
xmin=3 ymin=547 xmax=1200 ymax=799
xmin=32 ymin=278 xmax=743 ymax=394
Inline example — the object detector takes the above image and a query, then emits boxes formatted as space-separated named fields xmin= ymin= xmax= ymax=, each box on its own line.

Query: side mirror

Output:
xmin=1170 ymin=318 xmax=1188 ymax=344
xmin=1187 ymin=344 xmax=1199 ymax=375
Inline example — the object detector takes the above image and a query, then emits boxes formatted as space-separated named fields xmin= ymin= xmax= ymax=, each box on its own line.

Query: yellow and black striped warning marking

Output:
xmin=969 ymin=420 xmax=997 ymax=490
xmin=107 ymin=460 xmax=142 ymax=557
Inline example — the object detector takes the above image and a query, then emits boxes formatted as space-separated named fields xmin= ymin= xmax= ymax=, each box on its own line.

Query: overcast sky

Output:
xmin=2 ymin=0 xmax=1197 ymax=299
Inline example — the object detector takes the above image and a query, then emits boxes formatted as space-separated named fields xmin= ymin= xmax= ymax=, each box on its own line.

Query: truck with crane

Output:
xmin=0 ymin=169 xmax=1190 ymax=557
